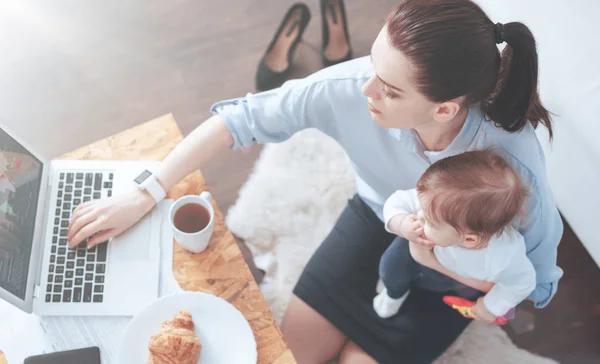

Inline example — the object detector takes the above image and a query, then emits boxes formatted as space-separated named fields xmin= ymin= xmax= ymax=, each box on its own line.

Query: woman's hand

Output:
xmin=408 ymin=241 xmax=436 ymax=265
xmin=409 ymin=241 xmax=496 ymax=294
xmin=65 ymin=114 xmax=234 ymax=250
xmin=470 ymin=297 xmax=497 ymax=324
xmin=392 ymin=214 xmax=433 ymax=247
xmin=67 ymin=188 xmax=155 ymax=248
xmin=67 ymin=115 xmax=234 ymax=249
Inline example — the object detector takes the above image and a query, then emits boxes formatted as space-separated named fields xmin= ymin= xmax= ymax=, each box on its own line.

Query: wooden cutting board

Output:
xmin=0 ymin=350 xmax=7 ymax=364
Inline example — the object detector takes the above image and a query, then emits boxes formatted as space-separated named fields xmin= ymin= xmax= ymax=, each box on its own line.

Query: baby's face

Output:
xmin=417 ymin=210 xmax=463 ymax=247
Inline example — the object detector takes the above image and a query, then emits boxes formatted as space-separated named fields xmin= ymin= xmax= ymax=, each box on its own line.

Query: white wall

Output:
xmin=476 ymin=0 xmax=600 ymax=266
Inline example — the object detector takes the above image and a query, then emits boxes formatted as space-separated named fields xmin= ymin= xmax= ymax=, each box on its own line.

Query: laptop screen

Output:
xmin=0 ymin=128 xmax=43 ymax=300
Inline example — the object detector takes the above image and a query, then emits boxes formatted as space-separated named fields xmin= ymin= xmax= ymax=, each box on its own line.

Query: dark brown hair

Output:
xmin=416 ymin=150 xmax=528 ymax=240
xmin=387 ymin=0 xmax=553 ymax=138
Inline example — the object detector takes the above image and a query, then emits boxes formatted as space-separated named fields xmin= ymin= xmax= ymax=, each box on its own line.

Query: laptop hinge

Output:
xmin=33 ymin=284 xmax=41 ymax=298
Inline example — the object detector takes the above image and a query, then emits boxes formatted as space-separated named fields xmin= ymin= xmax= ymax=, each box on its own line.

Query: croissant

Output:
xmin=0 ymin=349 xmax=7 ymax=364
xmin=147 ymin=310 xmax=202 ymax=364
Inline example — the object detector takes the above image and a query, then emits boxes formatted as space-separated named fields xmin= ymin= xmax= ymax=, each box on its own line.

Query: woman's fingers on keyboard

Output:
xmin=76 ymin=200 xmax=94 ymax=210
xmin=70 ymin=201 xmax=95 ymax=221
xmin=87 ymin=229 xmax=116 ymax=248
xmin=70 ymin=218 xmax=106 ymax=249
xmin=68 ymin=210 xmax=101 ymax=247
xmin=68 ymin=200 xmax=103 ymax=239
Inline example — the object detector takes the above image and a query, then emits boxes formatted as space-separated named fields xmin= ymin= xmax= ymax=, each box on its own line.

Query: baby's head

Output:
xmin=416 ymin=150 xmax=528 ymax=249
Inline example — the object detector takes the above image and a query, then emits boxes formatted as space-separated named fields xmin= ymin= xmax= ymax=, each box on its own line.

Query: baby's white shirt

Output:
xmin=383 ymin=189 xmax=536 ymax=316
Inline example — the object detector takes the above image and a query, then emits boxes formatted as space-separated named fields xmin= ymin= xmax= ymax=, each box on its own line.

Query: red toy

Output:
xmin=443 ymin=296 xmax=508 ymax=325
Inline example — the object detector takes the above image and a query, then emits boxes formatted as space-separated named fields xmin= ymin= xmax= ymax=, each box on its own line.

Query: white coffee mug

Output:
xmin=169 ymin=191 xmax=214 ymax=253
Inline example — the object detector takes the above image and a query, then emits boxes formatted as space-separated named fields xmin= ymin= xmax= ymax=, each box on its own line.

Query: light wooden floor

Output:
xmin=0 ymin=0 xmax=390 ymax=211
xmin=1 ymin=1 xmax=598 ymax=362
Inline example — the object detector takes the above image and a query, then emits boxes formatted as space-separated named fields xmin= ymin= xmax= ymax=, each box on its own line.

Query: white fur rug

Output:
xmin=226 ymin=129 xmax=557 ymax=364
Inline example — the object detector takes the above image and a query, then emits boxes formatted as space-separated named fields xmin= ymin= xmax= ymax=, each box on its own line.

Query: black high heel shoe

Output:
xmin=320 ymin=0 xmax=352 ymax=67
xmin=255 ymin=3 xmax=311 ymax=91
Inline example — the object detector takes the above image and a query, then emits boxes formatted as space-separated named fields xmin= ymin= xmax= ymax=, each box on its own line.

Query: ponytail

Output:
xmin=386 ymin=1 xmax=553 ymax=140
xmin=482 ymin=22 xmax=553 ymax=139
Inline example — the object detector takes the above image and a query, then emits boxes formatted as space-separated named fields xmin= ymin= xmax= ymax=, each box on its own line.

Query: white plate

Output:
xmin=117 ymin=291 xmax=257 ymax=364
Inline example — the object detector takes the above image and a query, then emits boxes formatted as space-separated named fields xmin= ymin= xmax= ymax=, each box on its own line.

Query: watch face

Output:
xmin=135 ymin=170 xmax=153 ymax=184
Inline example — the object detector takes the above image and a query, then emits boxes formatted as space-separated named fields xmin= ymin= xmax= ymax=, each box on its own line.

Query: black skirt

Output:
xmin=293 ymin=195 xmax=482 ymax=364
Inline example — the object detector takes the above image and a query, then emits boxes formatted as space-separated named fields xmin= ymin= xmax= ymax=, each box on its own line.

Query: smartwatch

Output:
xmin=134 ymin=170 xmax=166 ymax=203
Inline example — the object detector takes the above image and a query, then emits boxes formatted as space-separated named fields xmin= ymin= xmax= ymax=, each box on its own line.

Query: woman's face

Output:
xmin=362 ymin=26 xmax=438 ymax=129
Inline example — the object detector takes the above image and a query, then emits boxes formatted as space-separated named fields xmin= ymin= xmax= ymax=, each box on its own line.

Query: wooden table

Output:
xmin=62 ymin=114 xmax=295 ymax=364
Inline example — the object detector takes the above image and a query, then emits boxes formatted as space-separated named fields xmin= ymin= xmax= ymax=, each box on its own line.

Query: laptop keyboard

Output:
xmin=44 ymin=171 xmax=114 ymax=304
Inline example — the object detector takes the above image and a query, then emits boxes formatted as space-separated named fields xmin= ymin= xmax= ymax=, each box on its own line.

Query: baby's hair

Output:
xmin=416 ymin=150 xmax=528 ymax=240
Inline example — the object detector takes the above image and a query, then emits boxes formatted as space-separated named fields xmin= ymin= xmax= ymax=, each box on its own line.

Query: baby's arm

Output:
xmin=480 ymin=239 xmax=537 ymax=318
xmin=383 ymin=189 xmax=420 ymax=234
xmin=387 ymin=214 xmax=409 ymax=235
xmin=384 ymin=190 xmax=433 ymax=246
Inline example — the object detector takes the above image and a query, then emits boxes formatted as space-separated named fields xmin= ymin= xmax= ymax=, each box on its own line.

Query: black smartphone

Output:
xmin=24 ymin=347 xmax=101 ymax=364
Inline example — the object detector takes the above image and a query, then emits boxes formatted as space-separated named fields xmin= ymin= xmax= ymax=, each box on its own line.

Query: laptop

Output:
xmin=0 ymin=124 xmax=161 ymax=316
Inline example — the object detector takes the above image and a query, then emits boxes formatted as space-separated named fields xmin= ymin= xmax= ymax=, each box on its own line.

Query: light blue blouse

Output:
xmin=211 ymin=56 xmax=563 ymax=308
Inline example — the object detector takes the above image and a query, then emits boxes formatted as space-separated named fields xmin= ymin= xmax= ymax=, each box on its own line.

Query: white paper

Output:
xmin=40 ymin=316 xmax=130 ymax=362
xmin=0 ymin=200 xmax=181 ymax=363
xmin=0 ymin=300 xmax=54 ymax=361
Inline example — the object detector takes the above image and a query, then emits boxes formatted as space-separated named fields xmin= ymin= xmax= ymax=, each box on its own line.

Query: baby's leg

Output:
xmin=379 ymin=237 xmax=419 ymax=298
xmin=374 ymin=237 xmax=419 ymax=318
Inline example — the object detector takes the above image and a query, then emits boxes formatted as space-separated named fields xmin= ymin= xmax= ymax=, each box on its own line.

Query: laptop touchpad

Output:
xmin=109 ymin=214 xmax=152 ymax=261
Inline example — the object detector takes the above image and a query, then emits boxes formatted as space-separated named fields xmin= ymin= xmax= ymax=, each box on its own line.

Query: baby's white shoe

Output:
xmin=373 ymin=288 xmax=410 ymax=318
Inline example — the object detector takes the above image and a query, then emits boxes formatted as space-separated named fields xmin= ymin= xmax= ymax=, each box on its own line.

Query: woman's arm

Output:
xmin=496 ymin=153 xmax=563 ymax=308
xmin=155 ymin=115 xmax=233 ymax=191
xmin=409 ymin=242 xmax=494 ymax=293
xmin=68 ymin=71 xmax=352 ymax=248
xmin=68 ymin=115 xmax=232 ymax=247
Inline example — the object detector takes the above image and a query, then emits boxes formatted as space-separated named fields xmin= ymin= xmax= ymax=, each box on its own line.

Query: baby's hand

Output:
xmin=397 ymin=214 xmax=434 ymax=247
xmin=471 ymin=297 xmax=497 ymax=324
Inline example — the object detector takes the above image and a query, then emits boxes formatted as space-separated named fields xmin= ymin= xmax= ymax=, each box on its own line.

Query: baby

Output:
xmin=374 ymin=150 xmax=536 ymax=321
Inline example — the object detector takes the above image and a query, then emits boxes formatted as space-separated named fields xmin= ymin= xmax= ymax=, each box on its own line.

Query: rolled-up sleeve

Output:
xmin=519 ymin=179 xmax=563 ymax=308
xmin=500 ymin=150 xmax=564 ymax=308
xmin=524 ymin=193 xmax=564 ymax=308
xmin=210 ymin=77 xmax=341 ymax=150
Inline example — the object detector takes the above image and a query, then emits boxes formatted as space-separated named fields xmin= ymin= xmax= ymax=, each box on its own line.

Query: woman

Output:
xmin=67 ymin=0 xmax=563 ymax=362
